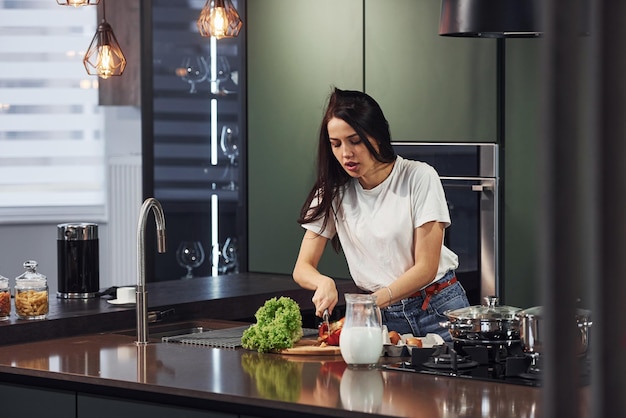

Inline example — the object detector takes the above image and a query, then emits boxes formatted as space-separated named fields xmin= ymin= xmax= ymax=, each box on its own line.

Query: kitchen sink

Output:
xmin=114 ymin=320 xmax=212 ymax=340
xmin=114 ymin=321 xmax=317 ymax=347
xmin=114 ymin=320 xmax=253 ymax=348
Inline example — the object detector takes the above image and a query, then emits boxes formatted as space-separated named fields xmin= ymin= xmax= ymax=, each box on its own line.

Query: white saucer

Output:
xmin=107 ymin=299 xmax=135 ymax=306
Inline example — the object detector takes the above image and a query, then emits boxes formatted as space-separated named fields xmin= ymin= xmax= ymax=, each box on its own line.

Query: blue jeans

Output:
xmin=381 ymin=270 xmax=469 ymax=342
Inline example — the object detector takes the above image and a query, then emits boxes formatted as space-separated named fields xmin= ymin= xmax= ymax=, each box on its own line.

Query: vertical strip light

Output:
xmin=210 ymin=36 xmax=218 ymax=96
xmin=209 ymin=35 xmax=219 ymax=275
xmin=211 ymin=194 xmax=219 ymax=276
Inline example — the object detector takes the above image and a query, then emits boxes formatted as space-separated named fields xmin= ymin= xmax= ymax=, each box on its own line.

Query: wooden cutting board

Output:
xmin=279 ymin=339 xmax=342 ymax=355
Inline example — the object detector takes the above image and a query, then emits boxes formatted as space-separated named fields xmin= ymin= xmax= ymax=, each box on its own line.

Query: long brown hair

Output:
xmin=297 ymin=88 xmax=396 ymax=252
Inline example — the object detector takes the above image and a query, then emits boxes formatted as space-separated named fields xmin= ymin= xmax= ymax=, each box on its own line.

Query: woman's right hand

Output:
xmin=311 ymin=275 xmax=338 ymax=317
xmin=293 ymin=230 xmax=337 ymax=316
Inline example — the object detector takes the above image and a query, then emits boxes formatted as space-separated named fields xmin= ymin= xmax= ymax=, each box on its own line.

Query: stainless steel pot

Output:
xmin=516 ymin=306 xmax=592 ymax=356
xmin=441 ymin=296 xmax=522 ymax=343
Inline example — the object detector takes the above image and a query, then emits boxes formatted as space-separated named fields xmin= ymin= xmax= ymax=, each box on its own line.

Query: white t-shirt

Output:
xmin=302 ymin=156 xmax=459 ymax=292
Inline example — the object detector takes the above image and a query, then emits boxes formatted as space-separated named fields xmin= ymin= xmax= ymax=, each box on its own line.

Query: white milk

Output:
xmin=340 ymin=369 xmax=384 ymax=413
xmin=340 ymin=326 xmax=383 ymax=366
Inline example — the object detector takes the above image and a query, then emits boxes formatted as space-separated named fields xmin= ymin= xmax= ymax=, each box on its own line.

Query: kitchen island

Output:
xmin=0 ymin=274 xmax=578 ymax=417
xmin=0 ymin=328 xmax=549 ymax=418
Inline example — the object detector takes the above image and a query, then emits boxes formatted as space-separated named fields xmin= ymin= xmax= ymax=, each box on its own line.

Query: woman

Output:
xmin=292 ymin=88 xmax=469 ymax=341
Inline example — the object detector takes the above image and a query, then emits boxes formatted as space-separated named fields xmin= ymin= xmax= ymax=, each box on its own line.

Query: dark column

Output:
xmin=595 ymin=1 xmax=626 ymax=417
xmin=538 ymin=0 xmax=589 ymax=417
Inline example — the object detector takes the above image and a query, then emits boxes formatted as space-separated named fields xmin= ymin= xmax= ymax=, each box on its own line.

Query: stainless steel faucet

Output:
xmin=136 ymin=197 xmax=166 ymax=345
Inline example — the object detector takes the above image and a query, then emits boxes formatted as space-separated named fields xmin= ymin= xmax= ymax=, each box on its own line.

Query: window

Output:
xmin=0 ymin=0 xmax=105 ymax=223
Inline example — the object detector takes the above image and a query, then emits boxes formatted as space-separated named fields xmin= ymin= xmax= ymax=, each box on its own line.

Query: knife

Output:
xmin=322 ymin=309 xmax=331 ymax=340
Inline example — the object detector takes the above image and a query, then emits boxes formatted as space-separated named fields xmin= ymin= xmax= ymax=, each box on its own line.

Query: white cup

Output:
xmin=116 ymin=286 xmax=136 ymax=304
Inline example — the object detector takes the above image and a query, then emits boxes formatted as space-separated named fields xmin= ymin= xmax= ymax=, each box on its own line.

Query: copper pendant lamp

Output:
xmin=83 ymin=0 xmax=126 ymax=79
xmin=57 ymin=0 xmax=100 ymax=6
xmin=197 ymin=0 xmax=243 ymax=40
xmin=439 ymin=0 xmax=542 ymax=38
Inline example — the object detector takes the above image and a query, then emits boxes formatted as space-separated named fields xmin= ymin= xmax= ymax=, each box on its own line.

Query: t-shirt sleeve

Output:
xmin=300 ymin=191 xmax=337 ymax=239
xmin=302 ymin=218 xmax=336 ymax=239
xmin=411 ymin=163 xmax=451 ymax=229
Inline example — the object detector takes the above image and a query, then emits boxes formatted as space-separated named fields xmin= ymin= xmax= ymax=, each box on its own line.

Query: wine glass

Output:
xmin=216 ymin=56 xmax=231 ymax=83
xmin=211 ymin=238 xmax=239 ymax=275
xmin=220 ymin=237 xmax=239 ymax=274
xmin=176 ymin=241 xmax=205 ymax=279
xmin=211 ymin=56 xmax=231 ymax=94
xmin=220 ymin=124 xmax=239 ymax=190
xmin=179 ymin=55 xmax=209 ymax=93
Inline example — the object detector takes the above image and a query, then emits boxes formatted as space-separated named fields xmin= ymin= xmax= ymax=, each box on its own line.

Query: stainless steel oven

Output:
xmin=391 ymin=142 xmax=499 ymax=305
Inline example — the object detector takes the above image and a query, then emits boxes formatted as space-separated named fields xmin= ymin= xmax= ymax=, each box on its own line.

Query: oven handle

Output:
xmin=440 ymin=180 xmax=495 ymax=193
xmin=471 ymin=184 xmax=493 ymax=192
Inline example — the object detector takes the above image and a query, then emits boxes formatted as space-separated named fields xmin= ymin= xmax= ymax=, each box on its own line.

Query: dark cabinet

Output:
xmin=142 ymin=1 xmax=247 ymax=281
xmin=78 ymin=394 xmax=235 ymax=418
xmin=1 ymin=383 xmax=75 ymax=417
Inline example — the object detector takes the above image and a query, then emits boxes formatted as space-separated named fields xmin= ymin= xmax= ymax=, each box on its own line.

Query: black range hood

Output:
xmin=439 ymin=0 xmax=542 ymax=38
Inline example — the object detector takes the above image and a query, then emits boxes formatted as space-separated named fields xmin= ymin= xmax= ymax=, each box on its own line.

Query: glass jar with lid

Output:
xmin=15 ymin=260 xmax=48 ymax=320
xmin=0 ymin=275 xmax=9 ymax=320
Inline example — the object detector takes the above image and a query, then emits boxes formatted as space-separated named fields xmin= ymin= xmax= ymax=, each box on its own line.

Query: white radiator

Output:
xmin=107 ymin=156 xmax=142 ymax=287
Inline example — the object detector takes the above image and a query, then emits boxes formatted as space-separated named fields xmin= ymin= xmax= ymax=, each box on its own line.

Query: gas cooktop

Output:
xmin=383 ymin=341 xmax=590 ymax=388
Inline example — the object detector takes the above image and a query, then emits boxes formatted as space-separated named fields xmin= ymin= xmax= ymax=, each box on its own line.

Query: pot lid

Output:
xmin=517 ymin=306 xmax=543 ymax=318
xmin=517 ymin=306 xmax=592 ymax=321
xmin=444 ymin=296 xmax=522 ymax=320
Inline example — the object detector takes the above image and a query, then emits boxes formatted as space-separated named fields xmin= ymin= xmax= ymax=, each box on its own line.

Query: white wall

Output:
xmin=0 ymin=106 xmax=142 ymax=295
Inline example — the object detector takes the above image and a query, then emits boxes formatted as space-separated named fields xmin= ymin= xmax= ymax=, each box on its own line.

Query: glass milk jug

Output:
xmin=339 ymin=294 xmax=383 ymax=368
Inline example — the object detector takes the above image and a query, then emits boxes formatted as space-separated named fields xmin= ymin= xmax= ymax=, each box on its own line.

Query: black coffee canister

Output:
xmin=57 ymin=223 xmax=99 ymax=299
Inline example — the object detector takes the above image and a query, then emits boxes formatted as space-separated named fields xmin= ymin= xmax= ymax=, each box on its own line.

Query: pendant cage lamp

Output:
xmin=57 ymin=0 xmax=100 ymax=6
xmin=197 ymin=0 xmax=243 ymax=40
xmin=439 ymin=0 xmax=542 ymax=38
xmin=83 ymin=0 xmax=126 ymax=79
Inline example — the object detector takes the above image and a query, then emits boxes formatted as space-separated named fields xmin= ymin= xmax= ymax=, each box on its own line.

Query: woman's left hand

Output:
xmin=373 ymin=287 xmax=392 ymax=309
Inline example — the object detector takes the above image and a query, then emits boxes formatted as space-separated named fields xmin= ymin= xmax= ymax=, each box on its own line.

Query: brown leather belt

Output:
xmin=409 ymin=276 xmax=458 ymax=310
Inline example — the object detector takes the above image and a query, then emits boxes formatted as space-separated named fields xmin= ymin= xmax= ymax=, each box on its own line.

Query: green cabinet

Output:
xmin=500 ymin=39 xmax=542 ymax=307
xmin=247 ymin=0 xmax=363 ymax=277
xmin=365 ymin=0 xmax=496 ymax=142
xmin=247 ymin=0 xmax=497 ymax=277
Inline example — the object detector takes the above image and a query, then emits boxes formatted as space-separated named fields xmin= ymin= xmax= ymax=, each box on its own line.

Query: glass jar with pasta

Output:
xmin=0 ymin=275 xmax=10 ymax=320
xmin=15 ymin=260 xmax=48 ymax=320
